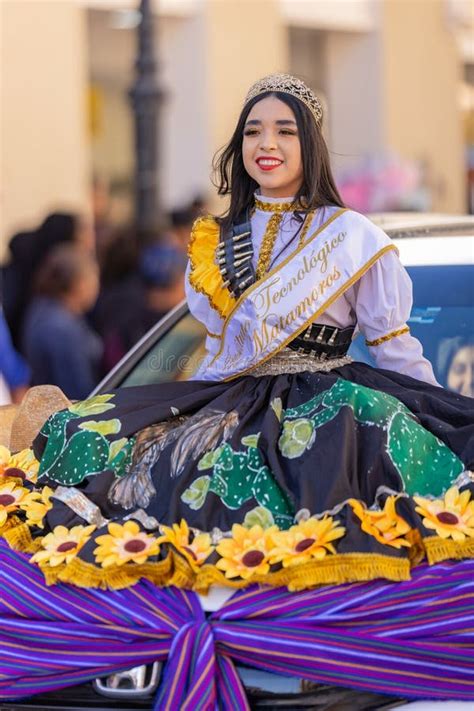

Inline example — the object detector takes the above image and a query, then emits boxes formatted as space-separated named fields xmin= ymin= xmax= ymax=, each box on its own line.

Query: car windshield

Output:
xmin=119 ymin=263 xmax=474 ymax=397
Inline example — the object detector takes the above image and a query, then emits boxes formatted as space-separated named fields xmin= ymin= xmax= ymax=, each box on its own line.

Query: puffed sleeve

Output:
xmin=347 ymin=250 xmax=439 ymax=385
xmin=185 ymin=261 xmax=223 ymax=357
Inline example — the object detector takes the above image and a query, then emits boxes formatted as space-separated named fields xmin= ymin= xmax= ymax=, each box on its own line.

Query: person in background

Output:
xmin=100 ymin=243 xmax=186 ymax=370
xmin=2 ymin=211 xmax=94 ymax=349
xmin=168 ymin=206 xmax=196 ymax=254
xmin=445 ymin=338 xmax=474 ymax=397
xmin=0 ymin=307 xmax=30 ymax=405
xmin=21 ymin=244 xmax=101 ymax=400
xmin=91 ymin=225 xmax=143 ymax=373
xmin=136 ymin=242 xmax=187 ymax=337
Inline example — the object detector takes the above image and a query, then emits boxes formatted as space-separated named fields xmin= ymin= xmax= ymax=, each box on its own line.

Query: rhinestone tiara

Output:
xmin=244 ymin=73 xmax=323 ymax=125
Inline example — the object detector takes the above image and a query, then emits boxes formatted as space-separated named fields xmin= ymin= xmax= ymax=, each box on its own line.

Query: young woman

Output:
xmin=1 ymin=74 xmax=473 ymax=596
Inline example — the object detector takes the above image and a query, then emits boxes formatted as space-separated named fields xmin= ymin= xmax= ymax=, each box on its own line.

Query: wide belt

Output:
xmin=288 ymin=323 xmax=355 ymax=360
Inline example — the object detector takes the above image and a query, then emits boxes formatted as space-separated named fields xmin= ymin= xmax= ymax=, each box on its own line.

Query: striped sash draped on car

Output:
xmin=1 ymin=539 xmax=473 ymax=709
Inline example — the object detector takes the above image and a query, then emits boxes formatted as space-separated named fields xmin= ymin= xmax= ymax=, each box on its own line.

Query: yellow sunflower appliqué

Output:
xmin=216 ymin=523 xmax=277 ymax=580
xmin=349 ymin=496 xmax=412 ymax=549
xmin=0 ymin=446 xmax=40 ymax=483
xmin=160 ymin=520 xmax=213 ymax=571
xmin=20 ymin=486 xmax=54 ymax=528
xmin=414 ymin=486 xmax=474 ymax=541
xmin=31 ymin=524 xmax=96 ymax=567
xmin=0 ymin=480 xmax=30 ymax=527
xmin=94 ymin=520 xmax=161 ymax=567
xmin=269 ymin=517 xmax=345 ymax=567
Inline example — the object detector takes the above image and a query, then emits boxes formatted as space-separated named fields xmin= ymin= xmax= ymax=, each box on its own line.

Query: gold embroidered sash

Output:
xmin=208 ymin=209 xmax=397 ymax=381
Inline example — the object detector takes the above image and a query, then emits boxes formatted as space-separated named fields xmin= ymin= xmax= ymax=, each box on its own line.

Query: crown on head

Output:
xmin=244 ymin=73 xmax=323 ymax=125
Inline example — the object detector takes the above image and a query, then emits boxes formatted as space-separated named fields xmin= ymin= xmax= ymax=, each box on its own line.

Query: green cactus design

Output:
xmin=182 ymin=436 xmax=294 ymax=528
xmin=38 ymin=394 xmax=134 ymax=485
xmin=78 ymin=419 xmax=122 ymax=436
xmin=181 ymin=475 xmax=211 ymax=510
xmin=279 ymin=418 xmax=316 ymax=459
xmin=38 ymin=408 xmax=79 ymax=475
xmin=243 ymin=506 xmax=275 ymax=529
xmin=68 ymin=394 xmax=116 ymax=417
xmin=278 ymin=378 xmax=463 ymax=496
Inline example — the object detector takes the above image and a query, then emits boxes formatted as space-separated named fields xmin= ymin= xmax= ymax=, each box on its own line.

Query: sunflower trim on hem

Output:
xmin=94 ymin=520 xmax=163 ymax=568
xmin=0 ymin=445 xmax=40 ymax=484
xmin=2 ymin=478 xmax=474 ymax=592
xmin=414 ymin=486 xmax=474 ymax=541
xmin=349 ymin=496 xmax=412 ymax=549
xmin=31 ymin=524 xmax=96 ymax=568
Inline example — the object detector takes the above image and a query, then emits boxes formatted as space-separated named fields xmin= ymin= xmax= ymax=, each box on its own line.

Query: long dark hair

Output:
xmin=212 ymin=91 xmax=345 ymax=230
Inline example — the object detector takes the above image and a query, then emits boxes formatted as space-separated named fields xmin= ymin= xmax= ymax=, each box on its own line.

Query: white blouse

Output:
xmin=185 ymin=195 xmax=438 ymax=385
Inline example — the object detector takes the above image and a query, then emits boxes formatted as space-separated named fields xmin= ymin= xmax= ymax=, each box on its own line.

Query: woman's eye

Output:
xmin=244 ymin=129 xmax=259 ymax=136
xmin=280 ymin=129 xmax=296 ymax=135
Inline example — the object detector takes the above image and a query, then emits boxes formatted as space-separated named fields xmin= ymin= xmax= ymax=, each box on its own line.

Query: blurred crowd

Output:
xmin=0 ymin=181 xmax=206 ymax=404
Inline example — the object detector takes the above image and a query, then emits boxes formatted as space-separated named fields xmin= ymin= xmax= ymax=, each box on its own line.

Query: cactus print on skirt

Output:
xmin=2 ymin=361 xmax=474 ymax=592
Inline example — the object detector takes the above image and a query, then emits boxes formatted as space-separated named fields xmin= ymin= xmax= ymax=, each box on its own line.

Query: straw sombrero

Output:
xmin=0 ymin=385 xmax=71 ymax=452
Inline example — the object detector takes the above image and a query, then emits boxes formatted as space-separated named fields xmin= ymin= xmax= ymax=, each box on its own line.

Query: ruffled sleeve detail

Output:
xmin=187 ymin=217 xmax=236 ymax=319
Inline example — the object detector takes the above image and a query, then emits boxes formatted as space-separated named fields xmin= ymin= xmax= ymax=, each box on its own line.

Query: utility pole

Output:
xmin=129 ymin=0 xmax=162 ymax=236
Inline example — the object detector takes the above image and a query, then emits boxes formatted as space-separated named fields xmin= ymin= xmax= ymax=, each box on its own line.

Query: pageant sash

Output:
xmin=209 ymin=208 xmax=397 ymax=381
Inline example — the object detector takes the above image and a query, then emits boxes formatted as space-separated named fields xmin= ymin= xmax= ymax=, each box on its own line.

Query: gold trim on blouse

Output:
xmin=255 ymin=212 xmax=284 ymax=279
xmin=254 ymin=197 xmax=295 ymax=212
xmin=366 ymin=326 xmax=410 ymax=347
xmin=187 ymin=216 xmax=236 ymax=319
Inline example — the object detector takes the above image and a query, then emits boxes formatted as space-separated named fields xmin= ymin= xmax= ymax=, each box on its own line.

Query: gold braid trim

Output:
xmin=255 ymin=212 xmax=283 ymax=279
xmin=298 ymin=210 xmax=316 ymax=246
xmin=254 ymin=197 xmax=296 ymax=213
xmin=42 ymin=554 xmax=174 ymax=590
xmin=194 ymin=553 xmax=410 ymax=594
xmin=23 ymin=548 xmax=410 ymax=594
xmin=366 ymin=325 xmax=410 ymax=347
xmin=187 ymin=216 xmax=236 ymax=319
xmin=423 ymin=536 xmax=474 ymax=565
xmin=1 ymin=520 xmax=41 ymax=553
xmin=255 ymin=207 xmax=316 ymax=280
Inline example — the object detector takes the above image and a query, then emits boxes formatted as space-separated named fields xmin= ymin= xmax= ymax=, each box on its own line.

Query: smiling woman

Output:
xmin=213 ymin=75 xmax=343 ymax=234
xmin=242 ymin=98 xmax=303 ymax=198
xmin=1 ymin=74 xmax=474 ymax=707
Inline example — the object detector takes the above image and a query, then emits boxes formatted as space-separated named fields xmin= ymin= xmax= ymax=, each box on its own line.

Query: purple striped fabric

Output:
xmin=1 ymin=539 xmax=473 ymax=709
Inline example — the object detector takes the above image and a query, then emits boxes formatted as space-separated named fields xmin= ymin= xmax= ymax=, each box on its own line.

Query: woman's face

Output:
xmin=242 ymin=96 xmax=303 ymax=198
xmin=447 ymin=345 xmax=474 ymax=397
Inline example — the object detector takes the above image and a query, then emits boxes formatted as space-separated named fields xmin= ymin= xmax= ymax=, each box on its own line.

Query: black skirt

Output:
xmin=4 ymin=362 xmax=474 ymax=592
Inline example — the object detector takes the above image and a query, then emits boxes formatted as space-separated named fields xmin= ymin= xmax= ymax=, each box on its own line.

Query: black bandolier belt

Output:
xmin=287 ymin=324 xmax=355 ymax=360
